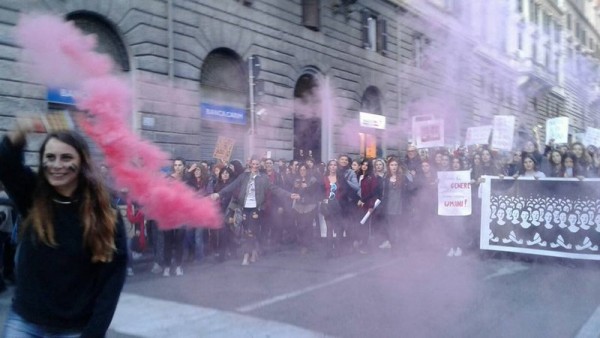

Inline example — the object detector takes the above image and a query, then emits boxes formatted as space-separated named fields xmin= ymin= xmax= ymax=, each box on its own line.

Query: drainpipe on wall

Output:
xmin=167 ymin=0 xmax=174 ymax=83
xmin=248 ymin=56 xmax=256 ymax=160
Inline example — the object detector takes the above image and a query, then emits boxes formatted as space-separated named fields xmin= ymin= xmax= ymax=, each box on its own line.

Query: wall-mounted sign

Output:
xmin=359 ymin=111 xmax=386 ymax=130
xmin=47 ymin=87 xmax=77 ymax=105
xmin=200 ymin=103 xmax=246 ymax=125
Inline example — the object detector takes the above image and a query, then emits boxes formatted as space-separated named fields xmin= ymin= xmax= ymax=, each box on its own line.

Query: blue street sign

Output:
xmin=200 ymin=103 xmax=247 ymax=125
xmin=47 ymin=87 xmax=77 ymax=105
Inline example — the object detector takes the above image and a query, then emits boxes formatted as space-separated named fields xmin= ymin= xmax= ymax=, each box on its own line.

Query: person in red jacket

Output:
xmin=355 ymin=158 xmax=382 ymax=254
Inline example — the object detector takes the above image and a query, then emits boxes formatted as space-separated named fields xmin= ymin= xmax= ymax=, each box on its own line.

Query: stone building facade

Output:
xmin=0 ymin=0 xmax=599 ymax=167
xmin=0 ymin=0 xmax=405 ymax=165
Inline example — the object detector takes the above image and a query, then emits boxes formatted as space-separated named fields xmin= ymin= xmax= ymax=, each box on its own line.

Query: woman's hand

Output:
xmin=9 ymin=116 xmax=41 ymax=145
xmin=357 ymin=200 xmax=364 ymax=207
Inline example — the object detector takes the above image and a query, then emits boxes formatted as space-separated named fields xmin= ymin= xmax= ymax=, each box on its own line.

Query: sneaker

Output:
xmin=447 ymin=248 xmax=455 ymax=257
xmin=151 ymin=263 xmax=162 ymax=274
xmin=175 ymin=266 xmax=183 ymax=276
xmin=127 ymin=267 xmax=134 ymax=277
xmin=455 ymin=247 xmax=462 ymax=256
xmin=163 ymin=267 xmax=170 ymax=277
xmin=242 ymin=253 xmax=250 ymax=266
xmin=379 ymin=240 xmax=391 ymax=249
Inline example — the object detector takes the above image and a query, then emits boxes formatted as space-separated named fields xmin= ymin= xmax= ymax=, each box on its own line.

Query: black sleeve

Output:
xmin=0 ymin=135 xmax=36 ymax=217
xmin=81 ymin=212 xmax=128 ymax=338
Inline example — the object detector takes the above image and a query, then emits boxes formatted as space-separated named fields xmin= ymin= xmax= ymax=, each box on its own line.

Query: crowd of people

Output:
xmin=2 ymin=122 xmax=600 ymax=335
xmin=113 ymin=133 xmax=600 ymax=275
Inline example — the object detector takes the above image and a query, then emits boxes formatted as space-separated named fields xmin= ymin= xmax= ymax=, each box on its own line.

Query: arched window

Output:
xmin=359 ymin=86 xmax=383 ymax=158
xmin=66 ymin=11 xmax=130 ymax=72
xmin=293 ymin=70 xmax=322 ymax=162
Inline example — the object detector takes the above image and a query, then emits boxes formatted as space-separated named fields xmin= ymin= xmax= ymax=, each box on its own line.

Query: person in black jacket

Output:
xmin=1 ymin=122 xmax=127 ymax=338
xmin=380 ymin=157 xmax=416 ymax=253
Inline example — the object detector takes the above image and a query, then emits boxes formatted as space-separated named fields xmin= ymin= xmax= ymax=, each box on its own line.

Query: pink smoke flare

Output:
xmin=15 ymin=13 xmax=221 ymax=229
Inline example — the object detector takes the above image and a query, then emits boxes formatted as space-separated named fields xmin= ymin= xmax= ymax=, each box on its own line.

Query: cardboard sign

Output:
xmin=213 ymin=136 xmax=236 ymax=162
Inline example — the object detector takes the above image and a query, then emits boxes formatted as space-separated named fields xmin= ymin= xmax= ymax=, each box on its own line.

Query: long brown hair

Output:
xmin=24 ymin=131 xmax=117 ymax=263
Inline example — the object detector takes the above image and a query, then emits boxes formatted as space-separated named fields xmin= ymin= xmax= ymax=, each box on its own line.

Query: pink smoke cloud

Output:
xmin=15 ymin=13 xmax=221 ymax=229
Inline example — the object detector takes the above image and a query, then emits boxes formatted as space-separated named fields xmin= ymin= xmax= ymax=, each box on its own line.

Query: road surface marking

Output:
xmin=236 ymin=258 xmax=400 ymax=313
xmin=575 ymin=305 xmax=600 ymax=338
xmin=483 ymin=261 xmax=529 ymax=281
xmin=109 ymin=293 xmax=327 ymax=338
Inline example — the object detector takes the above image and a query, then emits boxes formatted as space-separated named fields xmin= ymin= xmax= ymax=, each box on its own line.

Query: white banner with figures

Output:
xmin=480 ymin=176 xmax=600 ymax=260
xmin=437 ymin=170 xmax=472 ymax=216
xmin=491 ymin=115 xmax=515 ymax=151
xmin=545 ymin=117 xmax=569 ymax=145
xmin=465 ymin=125 xmax=492 ymax=146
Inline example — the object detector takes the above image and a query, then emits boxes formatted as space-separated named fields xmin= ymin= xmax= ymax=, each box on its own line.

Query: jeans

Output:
xmin=3 ymin=309 xmax=82 ymax=338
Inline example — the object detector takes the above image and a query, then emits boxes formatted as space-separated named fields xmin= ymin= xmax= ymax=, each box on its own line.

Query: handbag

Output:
xmin=320 ymin=198 xmax=341 ymax=217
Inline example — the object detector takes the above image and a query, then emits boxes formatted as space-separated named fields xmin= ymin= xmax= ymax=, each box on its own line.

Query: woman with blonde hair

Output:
xmin=1 ymin=123 xmax=127 ymax=337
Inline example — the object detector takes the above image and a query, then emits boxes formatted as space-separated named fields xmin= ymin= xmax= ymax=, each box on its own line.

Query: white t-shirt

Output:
xmin=244 ymin=174 xmax=258 ymax=208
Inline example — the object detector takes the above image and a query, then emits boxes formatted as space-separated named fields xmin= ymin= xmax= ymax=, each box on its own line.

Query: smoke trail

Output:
xmin=15 ymin=13 xmax=221 ymax=229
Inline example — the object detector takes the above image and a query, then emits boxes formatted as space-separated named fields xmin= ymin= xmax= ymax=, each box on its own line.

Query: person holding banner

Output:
xmin=544 ymin=149 xmax=564 ymax=177
xmin=443 ymin=156 xmax=469 ymax=257
xmin=515 ymin=154 xmax=546 ymax=179
xmin=571 ymin=142 xmax=592 ymax=177
xmin=560 ymin=152 xmax=585 ymax=179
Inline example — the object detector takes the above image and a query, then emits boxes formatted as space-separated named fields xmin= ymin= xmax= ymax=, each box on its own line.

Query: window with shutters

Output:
xmin=413 ymin=33 xmax=428 ymax=68
xmin=302 ymin=0 xmax=320 ymax=31
xmin=361 ymin=10 xmax=387 ymax=55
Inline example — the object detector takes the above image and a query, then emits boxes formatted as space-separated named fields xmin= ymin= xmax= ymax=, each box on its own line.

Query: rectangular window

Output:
xmin=367 ymin=17 xmax=377 ymax=51
xmin=543 ymin=13 xmax=550 ymax=34
xmin=567 ymin=14 xmax=572 ymax=30
xmin=517 ymin=0 xmax=522 ymax=13
xmin=529 ymin=0 xmax=535 ymax=22
xmin=302 ymin=0 xmax=320 ymax=31
xmin=361 ymin=10 xmax=387 ymax=54
xmin=532 ymin=41 xmax=537 ymax=63
xmin=518 ymin=30 xmax=523 ymax=50
xmin=545 ymin=45 xmax=551 ymax=69
xmin=413 ymin=34 xmax=425 ymax=68
xmin=554 ymin=23 xmax=561 ymax=43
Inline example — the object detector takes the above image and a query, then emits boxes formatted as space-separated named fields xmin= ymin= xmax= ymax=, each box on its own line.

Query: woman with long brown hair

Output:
xmin=1 ymin=123 xmax=127 ymax=337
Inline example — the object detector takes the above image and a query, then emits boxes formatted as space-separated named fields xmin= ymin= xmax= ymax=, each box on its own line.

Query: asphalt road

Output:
xmin=3 ymin=244 xmax=600 ymax=337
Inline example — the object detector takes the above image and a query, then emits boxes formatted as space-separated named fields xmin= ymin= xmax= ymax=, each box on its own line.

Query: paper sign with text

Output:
xmin=545 ymin=117 xmax=569 ymax=145
xmin=491 ymin=115 xmax=515 ymax=151
xmin=465 ymin=125 xmax=492 ymax=146
xmin=437 ymin=170 xmax=472 ymax=216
